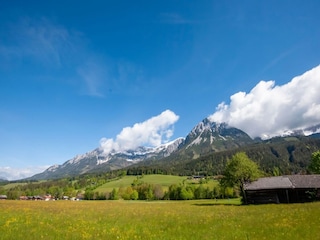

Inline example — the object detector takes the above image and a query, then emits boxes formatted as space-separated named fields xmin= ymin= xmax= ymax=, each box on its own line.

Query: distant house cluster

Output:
xmin=0 ymin=192 xmax=85 ymax=201
xmin=19 ymin=194 xmax=55 ymax=201
xmin=18 ymin=194 xmax=84 ymax=201
xmin=244 ymin=175 xmax=320 ymax=204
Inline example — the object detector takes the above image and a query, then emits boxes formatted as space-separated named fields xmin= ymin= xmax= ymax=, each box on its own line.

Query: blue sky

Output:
xmin=1 ymin=1 xmax=320 ymax=180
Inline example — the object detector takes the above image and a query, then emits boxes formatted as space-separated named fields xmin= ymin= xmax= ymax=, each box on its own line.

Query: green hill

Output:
xmin=95 ymin=175 xmax=188 ymax=193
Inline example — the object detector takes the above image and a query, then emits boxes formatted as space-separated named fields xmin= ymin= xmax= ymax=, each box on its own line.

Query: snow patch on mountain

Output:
xmin=302 ymin=124 xmax=320 ymax=136
xmin=187 ymin=135 xmax=203 ymax=148
xmin=47 ymin=164 xmax=59 ymax=172
xmin=210 ymin=135 xmax=215 ymax=144
xmin=154 ymin=138 xmax=184 ymax=153
xmin=96 ymin=156 xmax=112 ymax=165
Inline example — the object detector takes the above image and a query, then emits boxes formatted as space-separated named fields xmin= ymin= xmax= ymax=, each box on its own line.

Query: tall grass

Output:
xmin=1 ymin=200 xmax=319 ymax=239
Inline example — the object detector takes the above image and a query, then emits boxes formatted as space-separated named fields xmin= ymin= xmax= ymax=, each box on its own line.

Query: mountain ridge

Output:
xmin=28 ymin=118 xmax=320 ymax=180
xmin=30 ymin=137 xmax=185 ymax=180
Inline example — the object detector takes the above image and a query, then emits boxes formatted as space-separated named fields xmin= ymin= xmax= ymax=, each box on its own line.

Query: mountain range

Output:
xmin=29 ymin=118 xmax=320 ymax=180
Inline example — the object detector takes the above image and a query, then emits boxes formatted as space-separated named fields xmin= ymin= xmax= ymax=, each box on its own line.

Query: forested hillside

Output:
xmin=129 ymin=136 xmax=320 ymax=176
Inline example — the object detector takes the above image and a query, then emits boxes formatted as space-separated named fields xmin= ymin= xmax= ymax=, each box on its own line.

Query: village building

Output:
xmin=244 ymin=175 xmax=320 ymax=204
xmin=62 ymin=196 xmax=69 ymax=200
xmin=19 ymin=196 xmax=28 ymax=200
xmin=0 ymin=195 xmax=7 ymax=200
xmin=44 ymin=194 xmax=52 ymax=201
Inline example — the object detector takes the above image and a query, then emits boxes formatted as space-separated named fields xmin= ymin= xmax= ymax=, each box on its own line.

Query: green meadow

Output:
xmin=95 ymin=174 xmax=191 ymax=192
xmin=1 ymin=200 xmax=320 ymax=240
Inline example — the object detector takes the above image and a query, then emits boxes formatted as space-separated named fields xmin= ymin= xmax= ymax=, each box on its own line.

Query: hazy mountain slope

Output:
xmin=29 ymin=138 xmax=185 ymax=180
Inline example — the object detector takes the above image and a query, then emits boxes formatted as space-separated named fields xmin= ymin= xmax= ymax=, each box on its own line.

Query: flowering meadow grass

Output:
xmin=1 ymin=200 xmax=319 ymax=240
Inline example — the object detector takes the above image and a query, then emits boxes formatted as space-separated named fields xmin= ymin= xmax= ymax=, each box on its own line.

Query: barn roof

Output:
xmin=244 ymin=175 xmax=320 ymax=191
xmin=288 ymin=175 xmax=320 ymax=188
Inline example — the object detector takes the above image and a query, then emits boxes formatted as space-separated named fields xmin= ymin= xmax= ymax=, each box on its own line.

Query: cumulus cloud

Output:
xmin=100 ymin=110 xmax=179 ymax=154
xmin=0 ymin=166 xmax=49 ymax=181
xmin=209 ymin=65 xmax=320 ymax=139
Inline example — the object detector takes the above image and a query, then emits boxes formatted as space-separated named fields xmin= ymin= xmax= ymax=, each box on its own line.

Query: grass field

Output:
xmin=2 ymin=182 xmax=27 ymax=190
xmin=95 ymin=175 xmax=189 ymax=192
xmin=1 ymin=200 xmax=320 ymax=240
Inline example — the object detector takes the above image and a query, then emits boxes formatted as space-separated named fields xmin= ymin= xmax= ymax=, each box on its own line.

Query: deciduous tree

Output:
xmin=308 ymin=151 xmax=320 ymax=174
xmin=221 ymin=152 xmax=262 ymax=202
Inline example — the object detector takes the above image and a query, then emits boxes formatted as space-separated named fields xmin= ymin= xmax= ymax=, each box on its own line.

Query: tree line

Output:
xmin=83 ymin=176 xmax=236 ymax=201
xmin=1 ymin=149 xmax=319 ymax=201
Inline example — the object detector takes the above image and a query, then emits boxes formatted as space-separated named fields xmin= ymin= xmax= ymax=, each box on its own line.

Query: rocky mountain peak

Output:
xmin=184 ymin=118 xmax=253 ymax=150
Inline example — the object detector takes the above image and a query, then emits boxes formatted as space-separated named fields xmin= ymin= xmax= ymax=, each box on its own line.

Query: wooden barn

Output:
xmin=244 ymin=175 xmax=320 ymax=204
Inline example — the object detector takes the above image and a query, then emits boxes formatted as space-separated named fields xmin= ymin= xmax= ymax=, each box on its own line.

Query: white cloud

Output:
xmin=0 ymin=165 xmax=49 ymax=181
xmin=209 ymin=65 xmax=320 ymax=139
xmin=100 ymin=110 xmax=179 ymax=154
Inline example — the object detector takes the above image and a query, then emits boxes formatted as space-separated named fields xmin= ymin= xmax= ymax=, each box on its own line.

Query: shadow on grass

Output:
xmin=192 ymin=203 xmax=242 ymax=206
xmin=192 ymin=198 xmax=242 ymax=206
